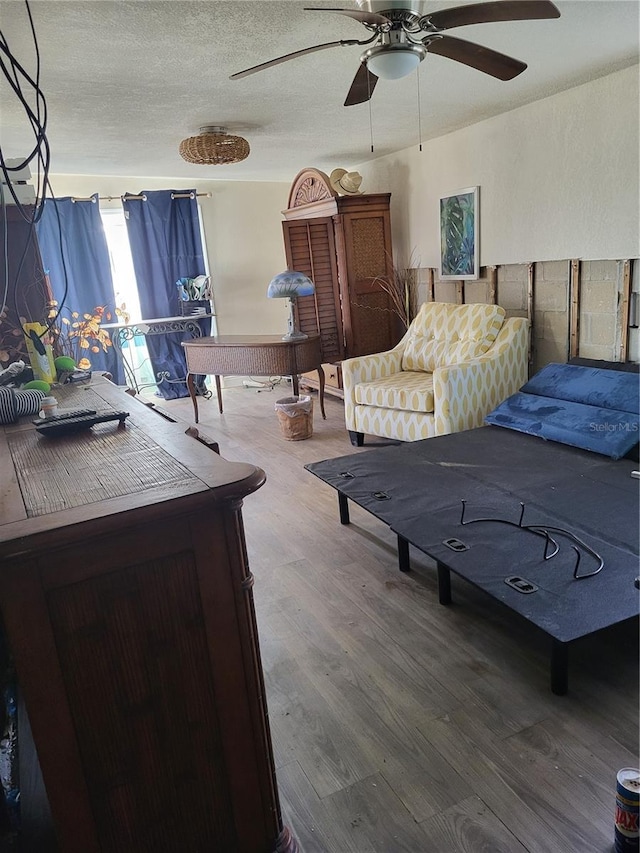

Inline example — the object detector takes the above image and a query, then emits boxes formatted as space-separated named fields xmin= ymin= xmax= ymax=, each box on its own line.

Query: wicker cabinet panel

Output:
xmin=349 ymin=290 xmax=399 ymax=358
xmin=349 ymin=217 xmax=388 ymax=282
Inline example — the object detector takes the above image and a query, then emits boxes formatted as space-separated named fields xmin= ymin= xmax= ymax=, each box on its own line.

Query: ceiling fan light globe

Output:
xmin=363 ymin=43 xmax=425 ymax=80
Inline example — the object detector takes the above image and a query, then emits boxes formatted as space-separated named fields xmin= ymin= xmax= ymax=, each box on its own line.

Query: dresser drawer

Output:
xmin=302 ymin=362 xmax=342 ymax=389
xmin=323 ymin=362 xmax=342 ymax=390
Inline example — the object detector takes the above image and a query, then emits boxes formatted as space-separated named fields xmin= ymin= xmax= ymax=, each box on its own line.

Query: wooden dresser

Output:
xmin=0 ymin=378 xmax=296 ymax=853
xmin=282 ymin=168 xmax=402 ymax=397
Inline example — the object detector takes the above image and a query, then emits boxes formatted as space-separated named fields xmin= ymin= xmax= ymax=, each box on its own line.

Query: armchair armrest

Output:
xmin=433 ymin=317 xmax=529 ymax=435
xmin=342 ymin=348 xmax=404 ymax=431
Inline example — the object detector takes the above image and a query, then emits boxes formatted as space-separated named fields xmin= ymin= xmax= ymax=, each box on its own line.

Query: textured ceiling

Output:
xmin=1 ymin=0 xmax=638 ymax=181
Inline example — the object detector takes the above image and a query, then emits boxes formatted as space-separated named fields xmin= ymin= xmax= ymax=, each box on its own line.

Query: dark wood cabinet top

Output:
xmin=0 ymin=377 xmax=265 ymax=557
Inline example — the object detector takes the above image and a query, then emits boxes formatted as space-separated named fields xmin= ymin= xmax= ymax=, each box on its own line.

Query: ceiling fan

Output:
xmin=230 ymin=0 xmax=560 ymax=106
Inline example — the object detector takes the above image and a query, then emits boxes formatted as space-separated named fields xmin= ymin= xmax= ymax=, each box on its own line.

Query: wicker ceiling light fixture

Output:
xmin=179 ymin=125 xmax=250 ymax=165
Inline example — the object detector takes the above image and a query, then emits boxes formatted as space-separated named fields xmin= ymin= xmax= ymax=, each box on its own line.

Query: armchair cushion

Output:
xmin=402 ymin=303 xmax=506 ymax=373
xmin=355 ymin=371 xmax=435 ymax=414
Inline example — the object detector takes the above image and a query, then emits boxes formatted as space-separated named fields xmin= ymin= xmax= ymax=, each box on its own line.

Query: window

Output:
xmin=100 ymin=209 xmax=142 ymax=321
xmin=99 ymin=204 xmax=215 ymax=392
xmin=100 ymin=208 xmax=155 ymax=388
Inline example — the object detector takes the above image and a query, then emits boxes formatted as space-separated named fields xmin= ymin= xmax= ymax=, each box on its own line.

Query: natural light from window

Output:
xmin=100 ymin=208 xmax=142 ymax=322
xmin=100 ymin=208 xmax=155 ymax=388
xmin=99 ymin=205 xmax=215 ymax=393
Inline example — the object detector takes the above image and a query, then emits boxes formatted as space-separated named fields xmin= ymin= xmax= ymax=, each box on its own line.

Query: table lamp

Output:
xmin=267 ymin=271 xmax=315 ymax=341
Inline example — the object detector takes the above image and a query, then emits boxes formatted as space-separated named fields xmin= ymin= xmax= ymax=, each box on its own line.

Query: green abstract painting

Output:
xmin=439 ymin=187 xmax=479 ymax=280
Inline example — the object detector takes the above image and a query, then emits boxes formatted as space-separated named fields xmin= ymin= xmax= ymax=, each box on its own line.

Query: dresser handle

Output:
xmin=142 ymin=401 xmax=178 ymax=422
xmin=185 ymin=426 xmax=220 ymax=454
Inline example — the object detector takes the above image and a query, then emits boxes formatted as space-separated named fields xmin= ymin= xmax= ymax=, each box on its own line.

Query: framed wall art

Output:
xmin=439 ymin=186 xmax=479 ymax=280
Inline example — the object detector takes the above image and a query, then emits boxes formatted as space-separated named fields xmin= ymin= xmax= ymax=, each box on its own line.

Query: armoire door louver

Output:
xmin=283 ymin=218 xmax=344 ymax=363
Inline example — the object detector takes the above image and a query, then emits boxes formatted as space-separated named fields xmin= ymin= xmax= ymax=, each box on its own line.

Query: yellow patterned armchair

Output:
xmin=343 ymin=302 xmax=529 ymax=446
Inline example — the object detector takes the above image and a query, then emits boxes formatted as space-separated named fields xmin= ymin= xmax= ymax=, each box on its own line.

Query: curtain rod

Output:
xmin=70 ymin=191 xmax=212 ymax=203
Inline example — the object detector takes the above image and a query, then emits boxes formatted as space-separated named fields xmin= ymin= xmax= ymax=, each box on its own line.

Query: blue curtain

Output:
xmin=35 ymin=194 xmax=124 ymax=383
xmin=122 ymin=189 xmax=209 ymax=400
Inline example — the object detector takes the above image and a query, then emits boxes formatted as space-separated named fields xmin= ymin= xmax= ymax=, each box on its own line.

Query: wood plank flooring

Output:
xmin=157 ymin=381 xmax=639 ymax=853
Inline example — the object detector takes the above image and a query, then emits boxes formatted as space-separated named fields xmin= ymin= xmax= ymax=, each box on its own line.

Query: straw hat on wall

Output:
xmin=329 ymin=168 xmax=364 ymax=196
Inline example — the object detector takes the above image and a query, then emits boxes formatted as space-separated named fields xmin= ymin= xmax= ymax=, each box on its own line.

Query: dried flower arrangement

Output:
xmin=357 ymin=251 xmax=420 ymax=332
xmin=0 ymin=308 xmax=28 ymax=365
xmin=48 ymin=302 xmax=129 ymax=370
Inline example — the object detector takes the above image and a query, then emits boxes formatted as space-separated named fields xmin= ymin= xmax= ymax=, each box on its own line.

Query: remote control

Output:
xmin=36 ymin=411 xmax=129 ymax=436
xmin=33 ymin=408 xmax=97 ymax=426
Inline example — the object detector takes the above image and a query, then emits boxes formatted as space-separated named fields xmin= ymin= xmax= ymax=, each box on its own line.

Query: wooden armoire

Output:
xmin=282 ymin=168 xmax=401 ymax=396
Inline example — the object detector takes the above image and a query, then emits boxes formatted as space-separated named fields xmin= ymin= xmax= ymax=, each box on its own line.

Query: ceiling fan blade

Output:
xmin=425 ymin=35 xmax=527 ymax=80
xmin=426 ymin=1 xmax=560 ymax=31
xmin=230 ymin=39 xmax=361 ymax=79
xmin=304 ymin=7 xmax=391 ymax=26
xmin=344 ymin=62 xmax=379 ymax=106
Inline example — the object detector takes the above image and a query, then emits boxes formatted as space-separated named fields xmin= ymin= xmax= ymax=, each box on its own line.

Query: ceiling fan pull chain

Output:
xmin=417 ymin=65 xmax=423 ymax=152
xmin=368 ymin=75 xmax=375 ymax=153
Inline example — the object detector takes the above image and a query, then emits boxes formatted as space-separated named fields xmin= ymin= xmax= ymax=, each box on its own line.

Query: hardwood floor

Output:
xmin=158 ymin=381 xmax=639 ymax=853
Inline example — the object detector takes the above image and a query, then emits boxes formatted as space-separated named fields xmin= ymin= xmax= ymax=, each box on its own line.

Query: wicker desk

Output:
xmin=182 ymin=334 xmax=325 ymax=423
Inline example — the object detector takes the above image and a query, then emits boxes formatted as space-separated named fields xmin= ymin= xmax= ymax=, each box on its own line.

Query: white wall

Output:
xmin=48 ymin=174 xmax=290 ymax=335
xmin=50 ymin=66 xmax=639 ymax=344
xmin=356 ymin=65 xmax=640 ymax=269
xmin=199 ymin=181 xmax=290 ymax=335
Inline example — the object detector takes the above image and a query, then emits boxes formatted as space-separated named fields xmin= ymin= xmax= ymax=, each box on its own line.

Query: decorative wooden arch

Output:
xmin=286 ymin=168 xmax=337 ymax=210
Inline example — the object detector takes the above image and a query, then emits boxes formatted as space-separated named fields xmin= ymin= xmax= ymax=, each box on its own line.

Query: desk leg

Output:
xmin=187 ymin=373 xmax=199 ymax=424
xmin=436 ymin=562 xmax=452 ymax=605
xmin=215 ymin=376 xmax=223 ymax=414
xmin=550 ymin=640 xmax=569 ymax=696
xmin=317 ymin=366 xmax=326 ymax=419
xmin=292 ymin=374 xmax=299 ymax=396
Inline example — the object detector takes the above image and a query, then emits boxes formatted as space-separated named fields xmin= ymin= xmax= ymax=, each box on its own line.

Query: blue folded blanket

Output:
xmin=486 ymin=362 xmax=639 ymax=459
xmin=521 ymin=362 xmax=639 ymax=414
